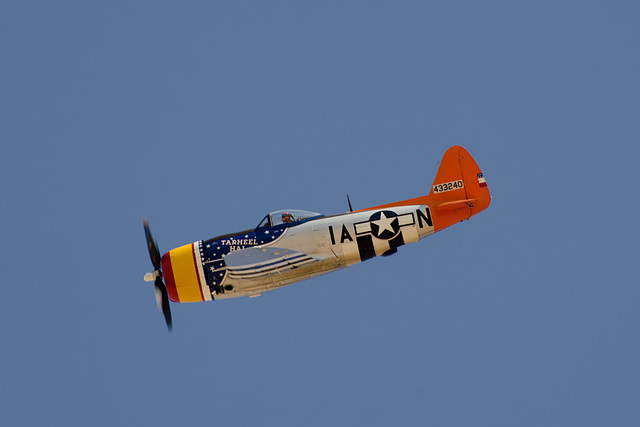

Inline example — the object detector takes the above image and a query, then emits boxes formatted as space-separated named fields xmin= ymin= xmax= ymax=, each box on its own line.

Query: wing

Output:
xmin=224 ymin=246 xmax=320 ymax=280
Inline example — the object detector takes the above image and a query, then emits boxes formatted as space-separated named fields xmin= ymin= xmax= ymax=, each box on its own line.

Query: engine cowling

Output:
xmin=161 ymin=242 xmax=208 ymax=303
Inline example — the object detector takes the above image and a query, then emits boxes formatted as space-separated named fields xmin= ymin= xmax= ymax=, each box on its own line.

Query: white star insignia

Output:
xmin=373 ymin=211 xmax=396 ymax=235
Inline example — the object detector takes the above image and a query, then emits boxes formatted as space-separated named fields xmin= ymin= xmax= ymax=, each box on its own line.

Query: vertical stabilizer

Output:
xmin=427 ymin=146 xmax=491 ymax=231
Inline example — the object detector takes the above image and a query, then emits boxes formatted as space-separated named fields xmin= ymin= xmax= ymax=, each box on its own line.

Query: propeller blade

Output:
xmin=155 ymin=278 xmax=173 ymax=331
xmin=144 ymin=217 xmax=172 ymax=331
xmin=143 ymin=217 xmax=161 ymax=271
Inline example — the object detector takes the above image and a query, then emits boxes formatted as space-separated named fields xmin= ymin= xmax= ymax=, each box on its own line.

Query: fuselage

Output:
xmin=161 ymin=205 xmax=435 ymax=302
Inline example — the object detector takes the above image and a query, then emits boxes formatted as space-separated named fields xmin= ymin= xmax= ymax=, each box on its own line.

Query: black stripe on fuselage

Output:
xmin=356 ymin=235 xmax=376 ymax=262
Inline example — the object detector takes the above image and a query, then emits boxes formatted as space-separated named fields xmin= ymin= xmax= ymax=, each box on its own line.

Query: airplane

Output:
xmin=143 ymin=145 xmax=491 ymax=330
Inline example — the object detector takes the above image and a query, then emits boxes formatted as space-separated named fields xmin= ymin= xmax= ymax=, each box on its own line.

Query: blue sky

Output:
xmin=2 ymin=1 xmax=639 ymax=425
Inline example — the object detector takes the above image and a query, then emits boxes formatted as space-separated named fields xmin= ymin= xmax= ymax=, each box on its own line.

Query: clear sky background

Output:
xmin=2 ymin=1 xmax=639 ymax=426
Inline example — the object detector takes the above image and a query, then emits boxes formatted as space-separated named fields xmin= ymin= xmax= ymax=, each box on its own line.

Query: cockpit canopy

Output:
xmin=256 ymin=209 xmax=323 ymax=228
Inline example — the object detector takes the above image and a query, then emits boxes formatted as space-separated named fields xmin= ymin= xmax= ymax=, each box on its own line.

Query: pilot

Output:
xmin=282 ymin=212 xmax=294 ymax=223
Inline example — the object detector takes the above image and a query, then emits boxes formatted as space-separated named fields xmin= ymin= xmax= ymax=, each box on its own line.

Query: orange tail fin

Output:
xmin=427 ymin=145 xmax=491 ymax=231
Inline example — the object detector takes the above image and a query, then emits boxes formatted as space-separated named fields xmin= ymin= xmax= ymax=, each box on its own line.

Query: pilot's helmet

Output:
xmin=282 ymin=212 xmax=292 ymax=223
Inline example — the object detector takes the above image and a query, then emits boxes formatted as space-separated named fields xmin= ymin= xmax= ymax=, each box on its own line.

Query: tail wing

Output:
xmin=427 ymin=145 xmax=491 ymax=231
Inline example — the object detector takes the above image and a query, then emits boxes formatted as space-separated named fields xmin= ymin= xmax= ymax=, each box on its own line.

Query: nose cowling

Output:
xmin=161 ymin=242 xmax=206 ymax=303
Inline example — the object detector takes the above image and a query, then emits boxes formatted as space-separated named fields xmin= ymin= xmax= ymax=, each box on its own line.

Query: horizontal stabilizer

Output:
xmin=225 ymin=247 xmax=319 ymax=279
xmin=434 ymin=198 xmax=484 ymax=208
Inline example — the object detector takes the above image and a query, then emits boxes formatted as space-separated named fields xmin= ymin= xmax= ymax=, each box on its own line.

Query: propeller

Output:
xmin=143 ymin=218 xmax=173 ymax=331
